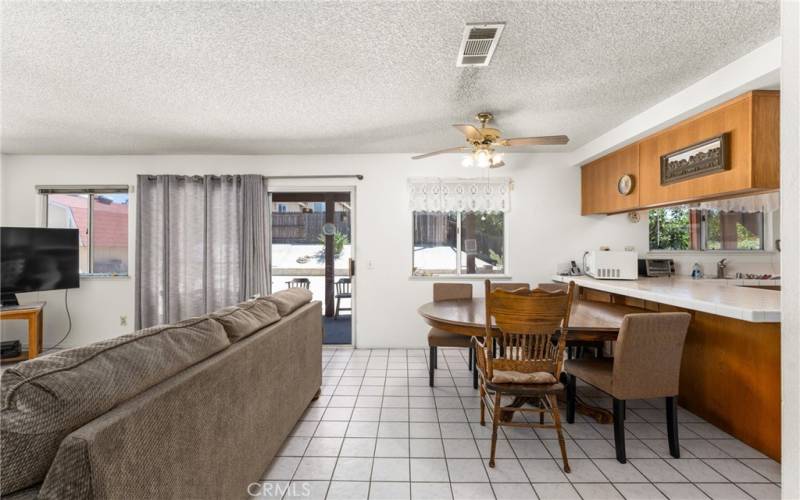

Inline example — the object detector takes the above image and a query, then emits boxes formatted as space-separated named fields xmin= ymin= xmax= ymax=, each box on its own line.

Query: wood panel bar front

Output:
xmin=573 ymin=287 xmax=781 ymax=462
xmin=679 ymin=311 xmax=780 ymax=462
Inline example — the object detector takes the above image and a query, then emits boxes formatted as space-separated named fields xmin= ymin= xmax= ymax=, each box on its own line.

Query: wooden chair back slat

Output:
xmin=483 ymin=280 xmax=575 ymax=378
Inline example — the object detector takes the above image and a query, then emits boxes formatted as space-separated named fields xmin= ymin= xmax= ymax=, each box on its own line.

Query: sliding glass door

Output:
xmin=270 ymin=191 xmax=353 ymax=345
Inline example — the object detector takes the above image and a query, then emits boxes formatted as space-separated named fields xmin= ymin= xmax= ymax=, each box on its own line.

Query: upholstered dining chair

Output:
xmin=474 ymin=280 xmax=576 ymax=471
xmin=564 ymin=312 xmax=691 ymax=464
xmin=428 ymin=283 xmax=474 ymax=387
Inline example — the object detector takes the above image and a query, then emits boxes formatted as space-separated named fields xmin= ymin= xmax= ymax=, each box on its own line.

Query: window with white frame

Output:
xmin=648 ymin=193 xmax=780 ymax=252
xmin=408 ymin=177 xmax=511 ymax=277
xmin=40 ymin=186 xmax=130 ymax=275
xmin=412 ymin=211 xmax=506 ymax=276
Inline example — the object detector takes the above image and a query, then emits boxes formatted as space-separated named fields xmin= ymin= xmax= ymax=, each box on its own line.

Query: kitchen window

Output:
xmin=412 ymin=211 xmax=506 ymax=276
xmin=39 ymin=186 xmax=130 ymax=275
xmin=649 ymin=206 xmax=771 ymax=251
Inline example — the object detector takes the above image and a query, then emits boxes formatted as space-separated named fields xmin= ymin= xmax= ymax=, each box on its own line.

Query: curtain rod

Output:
xmin=267 ymin=174 xmax=363 ymax=180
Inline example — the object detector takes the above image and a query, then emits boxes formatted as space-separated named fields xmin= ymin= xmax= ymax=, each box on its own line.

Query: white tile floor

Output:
xmin=253 ymin=348 xmax=781 ymax=500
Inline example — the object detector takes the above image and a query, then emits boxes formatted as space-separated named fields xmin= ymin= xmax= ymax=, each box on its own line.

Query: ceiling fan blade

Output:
xmin=411 ymin=146 xmax=470 ymax=160
xmin=452 ymin=124 xmax=484 ymax=142
xmin=500 ymin=135 xmax=570 ymax=147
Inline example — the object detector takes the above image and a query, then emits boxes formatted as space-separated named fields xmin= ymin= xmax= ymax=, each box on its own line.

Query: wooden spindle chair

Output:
xmin=473 ymin=279 xmax=575 ymax=472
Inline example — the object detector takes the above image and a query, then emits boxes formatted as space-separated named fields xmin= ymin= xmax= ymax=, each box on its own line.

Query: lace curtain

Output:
xmin=408 ymin=177 xmax=512 ymax=212
xmin=697 ymin=192 xmax=780 ymax=213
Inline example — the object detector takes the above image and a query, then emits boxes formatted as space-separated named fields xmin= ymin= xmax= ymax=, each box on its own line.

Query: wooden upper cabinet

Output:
xmin=580 ymin=90 xmax=779 ymax=215
xmin=639 ymin=91 xmax=779 ymax=207
xmin=581 ymin=144 xmax=639 ymax=215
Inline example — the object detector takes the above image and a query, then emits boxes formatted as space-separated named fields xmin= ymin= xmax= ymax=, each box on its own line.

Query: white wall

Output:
xmin=0 ymin=153 xmax=648 ymax=348
xmin=780 ymin=0 xmax=800 ymax=496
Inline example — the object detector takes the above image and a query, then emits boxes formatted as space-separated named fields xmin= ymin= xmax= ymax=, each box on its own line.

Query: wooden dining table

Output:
xmin=418 ymin=297 xmax=643 ymax=423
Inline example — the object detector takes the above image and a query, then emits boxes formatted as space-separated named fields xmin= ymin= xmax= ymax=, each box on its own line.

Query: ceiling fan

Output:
xmin=411 ymin=112 xmax=569 ymax=168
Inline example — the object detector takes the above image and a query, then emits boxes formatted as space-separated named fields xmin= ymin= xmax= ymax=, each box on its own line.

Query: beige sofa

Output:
xmin=1 ymin=288 xmax=322 ymax=500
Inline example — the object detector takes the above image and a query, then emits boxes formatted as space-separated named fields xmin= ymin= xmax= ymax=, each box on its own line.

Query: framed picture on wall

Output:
xmin=660 ymin=133 xmax=730 ymax=185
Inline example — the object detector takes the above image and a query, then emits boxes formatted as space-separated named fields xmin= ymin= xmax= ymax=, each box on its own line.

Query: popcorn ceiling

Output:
xmin=0 ymin=1 xmax=779 ymax=154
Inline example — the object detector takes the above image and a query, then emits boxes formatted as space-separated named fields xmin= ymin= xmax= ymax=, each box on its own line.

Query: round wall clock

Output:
xmin=617 ymin=174 xmax=635 ymax=195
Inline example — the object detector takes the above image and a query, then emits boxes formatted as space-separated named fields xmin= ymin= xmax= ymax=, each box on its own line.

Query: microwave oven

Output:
xmin=583 ymin=251 xmax=639 ymax=280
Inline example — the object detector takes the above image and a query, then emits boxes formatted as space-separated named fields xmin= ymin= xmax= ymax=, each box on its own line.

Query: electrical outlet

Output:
xmin=120 ymin=315 xmax=128 ymax=327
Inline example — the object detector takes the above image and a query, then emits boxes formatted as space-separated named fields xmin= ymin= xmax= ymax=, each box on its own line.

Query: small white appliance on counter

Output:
xmin=583 ymin=251 xmax=639 ymax=280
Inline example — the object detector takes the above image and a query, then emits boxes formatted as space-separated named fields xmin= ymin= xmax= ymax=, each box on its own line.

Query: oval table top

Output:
xmin=418 ymin=298 xmax=643 ymax=341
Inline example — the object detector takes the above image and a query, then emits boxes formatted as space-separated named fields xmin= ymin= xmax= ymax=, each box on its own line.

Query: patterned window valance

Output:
xmin=697 ymin=192 xmax=780 ymax=213
xmin=408 ymin=177 xmax=512 ymax=213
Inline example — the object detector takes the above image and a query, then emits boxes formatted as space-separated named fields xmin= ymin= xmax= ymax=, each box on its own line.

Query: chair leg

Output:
xmin=472 ymin=353 xmax=478 ymax=389
xmin=537 ymin=400 xmax=544 ymax=424
xmin=489 ymin=391 xmax=502 ymax=468
xmin=479 ymin=381 xmax=486 ymax=426
xmin=550 ymin=394 xmax=571 ymax=473
xmin=566 ymin=374 xmax=577 ymax=424
xmin=612 ymin=398 xmax=627 ymax=463
xmin=334 ymin=297 xmax=340 ymax=319
xmin=429 ymin=346 xmax=436 ymax=387
xmin=666 ymin=396 xmax=680 ymax=458
xmin=468 ymin=346 xmax=473 ymax=371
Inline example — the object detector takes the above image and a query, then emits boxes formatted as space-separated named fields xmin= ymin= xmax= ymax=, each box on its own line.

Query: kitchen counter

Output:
xmin=551 ymin=275 xmax=780 ymax=323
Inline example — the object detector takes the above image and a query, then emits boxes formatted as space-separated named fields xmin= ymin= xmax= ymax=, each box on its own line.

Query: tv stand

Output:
xmin=0 ymin=302 xmax=45 ymax=363
xmin=1 ymin=292 xmax=19 ymax=307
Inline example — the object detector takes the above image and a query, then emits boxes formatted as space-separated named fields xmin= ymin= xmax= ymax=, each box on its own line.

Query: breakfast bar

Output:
xmin=552 ymin=274 xmax=782 ymax=461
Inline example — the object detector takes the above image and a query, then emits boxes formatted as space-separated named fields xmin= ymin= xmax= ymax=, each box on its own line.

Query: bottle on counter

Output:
xmin=691 ymin=263 xmax=704 ymax=279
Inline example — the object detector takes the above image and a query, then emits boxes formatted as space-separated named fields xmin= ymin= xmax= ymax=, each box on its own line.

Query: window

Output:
xmin=412 ymin=211 xmax=505 ymax=276
xmin=649 ymin=206 xmax=765 ymax=251
xmin=41 ymin=187 xmax=129 ymax=275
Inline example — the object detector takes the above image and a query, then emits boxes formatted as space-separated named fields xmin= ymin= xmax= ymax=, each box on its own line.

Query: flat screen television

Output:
xmin=1 ymin=227 xmax=80 ymax=306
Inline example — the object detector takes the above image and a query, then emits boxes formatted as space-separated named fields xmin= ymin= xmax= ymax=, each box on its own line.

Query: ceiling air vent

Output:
xmin=456 ymin=22 xmax=505 ymax=67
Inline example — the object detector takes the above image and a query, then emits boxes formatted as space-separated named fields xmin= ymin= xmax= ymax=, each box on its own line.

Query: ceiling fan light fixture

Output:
xmin=461 ymin=155 xmax=475 ymax=168
xmin=475 ymin=149 xmax=493 ymax=168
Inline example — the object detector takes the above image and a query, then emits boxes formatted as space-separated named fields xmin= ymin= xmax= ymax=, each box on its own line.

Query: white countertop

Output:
xmin=551 ymin=275 xmax=780 ymax=323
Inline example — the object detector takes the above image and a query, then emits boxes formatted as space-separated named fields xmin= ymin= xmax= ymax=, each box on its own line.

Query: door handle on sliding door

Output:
xmin=349 ymin=258 xmax=355 ymax=277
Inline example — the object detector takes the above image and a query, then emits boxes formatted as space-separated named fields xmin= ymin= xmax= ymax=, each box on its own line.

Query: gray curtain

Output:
xmin=135 ymin=175 xmax=271 ymax=328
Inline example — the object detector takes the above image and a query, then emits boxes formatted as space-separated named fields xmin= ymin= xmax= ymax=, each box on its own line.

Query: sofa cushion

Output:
xmin=264 ymin=288 xmax=313 ymax=316
xmin=0 ymin=316 xmax=230 ymax=495
xmin=209 ymin=299 xmax=281 ymax=342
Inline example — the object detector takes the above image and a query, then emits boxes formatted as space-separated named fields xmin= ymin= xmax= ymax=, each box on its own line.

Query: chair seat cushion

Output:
xmin=336 ymin=293 xmax=352 ymax=299
xmin=427 ymin=328 xmax=472 ymax=348
xmin=484 ymin=379 xmax=564 ymax=396
xmin=491 ymin=370 xmax=557 ymax=385
xmin=564 ymin=358 xmax=614 ymax=394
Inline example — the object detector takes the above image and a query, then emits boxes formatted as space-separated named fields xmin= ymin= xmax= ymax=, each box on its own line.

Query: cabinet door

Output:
xmin=639 ymin=92 xmax=779 ymax=206
xmin=581 ymin=144 xmax=640 ymax=215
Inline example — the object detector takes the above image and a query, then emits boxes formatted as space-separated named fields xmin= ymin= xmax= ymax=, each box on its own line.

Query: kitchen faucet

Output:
xmin=717 ymin=258 xmax=728 ymax=279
